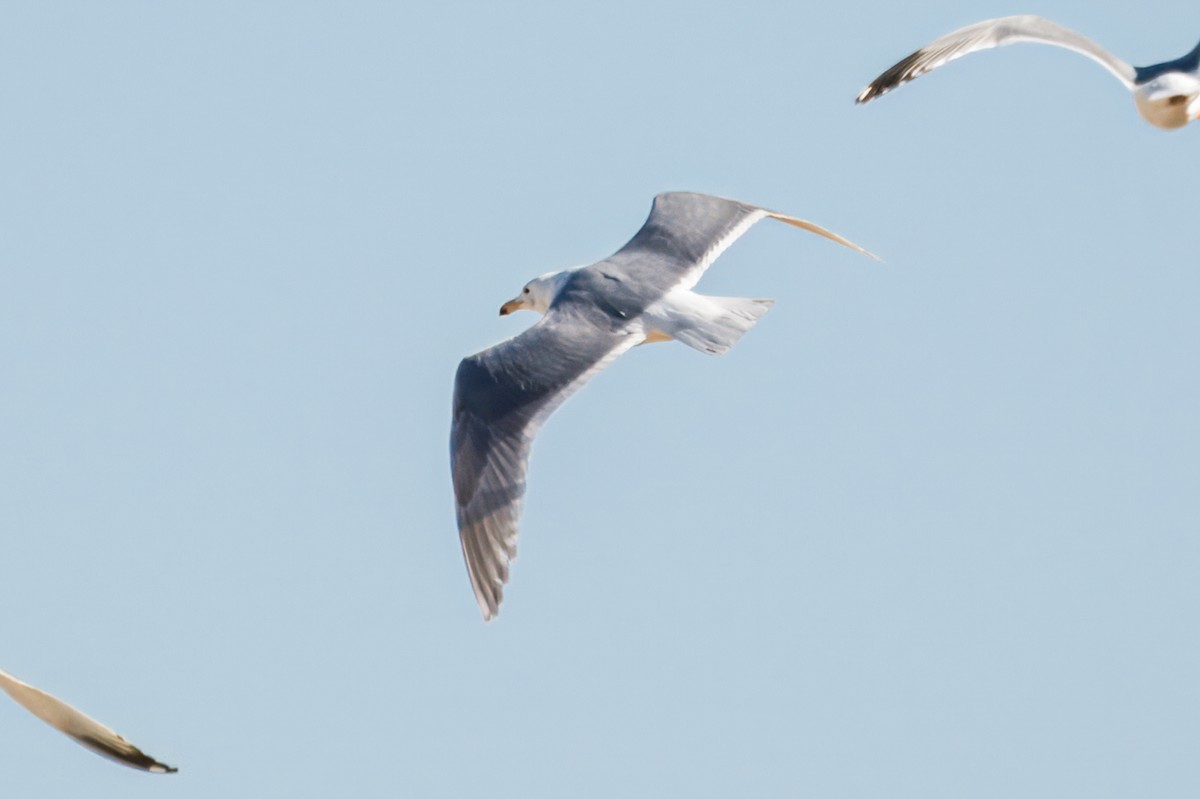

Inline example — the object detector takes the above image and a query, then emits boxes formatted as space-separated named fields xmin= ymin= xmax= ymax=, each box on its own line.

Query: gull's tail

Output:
xmin=673 ymin=296 xmax=774 ymax=356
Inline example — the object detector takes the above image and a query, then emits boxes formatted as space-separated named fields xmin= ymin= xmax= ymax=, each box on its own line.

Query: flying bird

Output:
xmin=856 ymin=15 xmax=1200 ymax=129
xmin=0 ymin=667 xmax=176 ymax=773
xmin=450 ymin=191 xmax=877 ymax=620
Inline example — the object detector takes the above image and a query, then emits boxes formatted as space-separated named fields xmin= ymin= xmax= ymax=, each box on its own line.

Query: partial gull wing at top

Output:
xmin=0 ymin=667 xmax=176 ymax=773
xmin=451 ymin=191 xmax=877 ymax=621
xmin=856 ymin=15 xmax=1136 ymax=104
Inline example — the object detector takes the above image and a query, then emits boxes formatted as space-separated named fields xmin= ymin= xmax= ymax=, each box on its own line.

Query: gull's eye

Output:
xmin=523 ymin=287 xmax=530 ymax=294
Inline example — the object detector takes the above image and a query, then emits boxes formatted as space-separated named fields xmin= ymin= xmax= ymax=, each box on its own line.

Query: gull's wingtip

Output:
xmin=858 ymin=243 xmax=885 ymax=263
xmin=766 ymin=211 xmax=882 ymax=262
xmin=839 ymin=239 xmax=883 ymax=263
xmin=856 ymin=80 xmax=898 ymax=105
xmin=474 ymin=588 xmax=500 ymax=621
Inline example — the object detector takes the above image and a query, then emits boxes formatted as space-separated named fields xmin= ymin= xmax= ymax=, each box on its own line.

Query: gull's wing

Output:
xmin=856 ymin=15 xmax=1136 ymax=104
xmin=602 ymin=192 xmax=877 ymax=294
xmin=452 ymin=309 xmax=642 ymax=620
xmin=0 ymin=668 xmax=176 ymax=773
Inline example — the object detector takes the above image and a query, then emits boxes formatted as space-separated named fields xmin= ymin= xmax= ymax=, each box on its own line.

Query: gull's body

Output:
xmin=450 ymin=192 xmax=876 ymax=620
xmin=856 ymin=15 xmax=1200 ymax=130
xmin=0 ymin=667 xmax=175 ymax=773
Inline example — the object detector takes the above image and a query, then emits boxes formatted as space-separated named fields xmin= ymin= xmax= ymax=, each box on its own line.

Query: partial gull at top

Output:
xmin=856 ymin=15 xmax=1200 ymax=130
xmin=451 ymin=191 xmax=877 ymax=620
xmin=0 ymin=667 xmax=176 ymax=773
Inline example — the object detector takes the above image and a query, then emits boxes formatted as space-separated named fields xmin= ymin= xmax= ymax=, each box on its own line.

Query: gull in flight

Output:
xmin=451 ymin=191 xmax=877 ymax=620
xmin=0 ymin=667 xmax=176 ymax=773
xmin=856 ymin=15 xmax=1200 ymax=129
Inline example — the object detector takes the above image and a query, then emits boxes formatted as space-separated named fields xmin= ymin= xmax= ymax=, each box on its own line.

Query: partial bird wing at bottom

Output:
xmin=0 ymin=668 xmax=176 ymax=773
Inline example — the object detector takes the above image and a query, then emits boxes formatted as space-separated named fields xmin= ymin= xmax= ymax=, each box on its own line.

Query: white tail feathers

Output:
xmin=672 ymin=296 xmax=774 ymax=355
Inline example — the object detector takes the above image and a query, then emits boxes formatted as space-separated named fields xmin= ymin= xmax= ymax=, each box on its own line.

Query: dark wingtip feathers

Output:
xmin=856 ymin=50 xmax=926 ymax=104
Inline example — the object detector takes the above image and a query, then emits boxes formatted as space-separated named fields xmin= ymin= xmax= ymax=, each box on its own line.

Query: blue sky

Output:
xmin=1 ymin=2 xmax=1198 ymax=797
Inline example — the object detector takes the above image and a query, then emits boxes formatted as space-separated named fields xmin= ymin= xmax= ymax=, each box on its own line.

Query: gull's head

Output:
xmin=1134 ymin=73 xmax=1200 ymax=129
xmin=499 ymin=270 xmax=573 ymax=317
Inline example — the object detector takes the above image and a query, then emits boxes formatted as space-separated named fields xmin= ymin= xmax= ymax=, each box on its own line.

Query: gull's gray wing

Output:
xmin=0 ymin=668 xmax=176 ymax=773
xmin=597 ymin=192 xmax=875 ymax=298
xmin=452 ymin=307 xmax=641 ymax=620
xmin=856 ymin=15 xmax=1136 ymax=104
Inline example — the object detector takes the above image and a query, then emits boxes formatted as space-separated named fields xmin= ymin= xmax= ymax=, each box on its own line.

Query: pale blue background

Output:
xmin=1 ymin=2 xmax=1198 ymax=796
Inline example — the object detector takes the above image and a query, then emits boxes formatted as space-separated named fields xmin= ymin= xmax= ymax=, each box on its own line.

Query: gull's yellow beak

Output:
xmin=499 ymin=298 xmax=524 ymax=316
